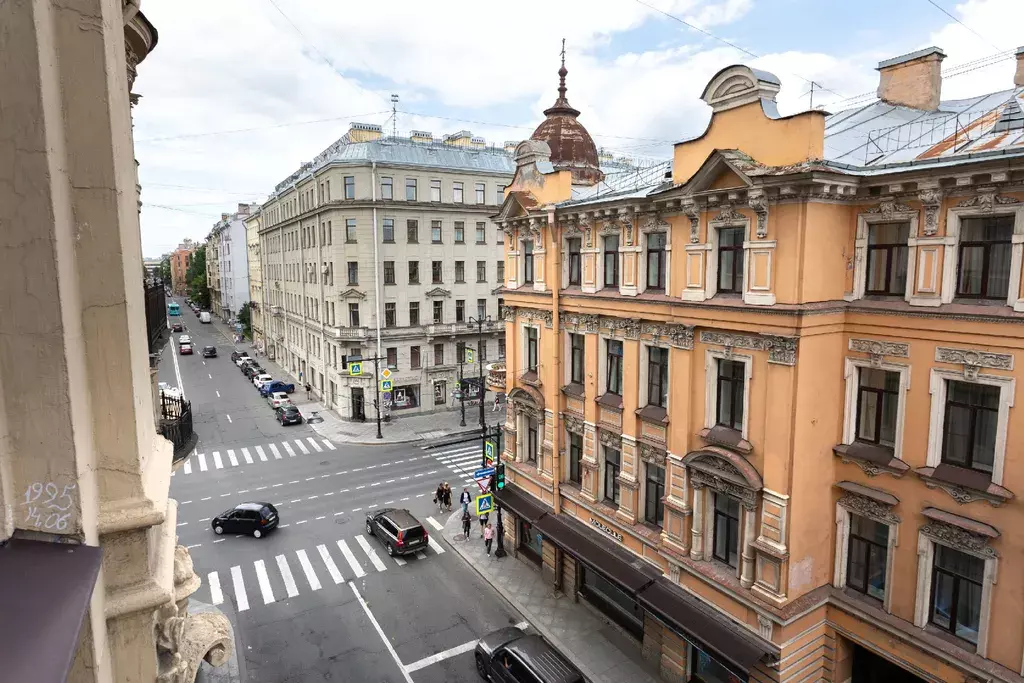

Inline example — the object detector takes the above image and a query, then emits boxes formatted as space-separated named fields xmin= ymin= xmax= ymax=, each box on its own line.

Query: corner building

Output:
xmin=496 ymin=49 xmax=1024 ymax=682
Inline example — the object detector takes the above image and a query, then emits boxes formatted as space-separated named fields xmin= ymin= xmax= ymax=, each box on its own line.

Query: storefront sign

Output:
xmin=590 ymin=517 xmax=623 ymax=542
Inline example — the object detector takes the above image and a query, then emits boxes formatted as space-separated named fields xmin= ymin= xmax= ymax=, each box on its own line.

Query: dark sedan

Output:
xmin=211 ymin=502 xmax=279 ymax=539
xmin=276 ymin=405 xmax=303 ymax=425
xmin=474 ymin=628 xmax=582 ymax=683
xmin=202 ymin=345 xmax=217 ymax=358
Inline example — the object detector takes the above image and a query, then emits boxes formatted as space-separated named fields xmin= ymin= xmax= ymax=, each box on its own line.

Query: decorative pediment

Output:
xmin=956 ymin=186 xmax=1020 ymax=213
xmin=598 ymin=430 xmax=622 ymax=449
xmin=638 ymin=441 xmax=667 ymax=466
xmin=685 ymin=151 xmax=756 ymax=196
xmin=641 ymin=322 xmax=694 ymax=350
xmin=518 ymin=306 xmax=553 ymax=328
xmin=600 ymin=316 xmax=640 ymax=339
xmin=338 ymin=288 xmax=367 ymax=300
xmin=425 ymin=287 xmax=451 ymax=298
xmin=701 ymin=65 xmax=781 ymax=114
xmin=683 ymin=447 xmax=762 ymax=509
xmin=935 ymin=346 xmax=1013 ymax=381
xmin=862 ymin=196 xmax=914 ymax=220
xmin=639 ymin=213 xmax=670 ymax=234
xmin=495 ymin=190 xmax=538 ymax=223
xmin=563 ymin=414 xmax=584 ymax=434
xmin=700 ymin=330 xmax=798 ymax=366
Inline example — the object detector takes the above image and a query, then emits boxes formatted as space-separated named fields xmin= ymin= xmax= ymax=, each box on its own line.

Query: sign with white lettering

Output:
xmin=590 ymin=517 xmax=623 ymax=542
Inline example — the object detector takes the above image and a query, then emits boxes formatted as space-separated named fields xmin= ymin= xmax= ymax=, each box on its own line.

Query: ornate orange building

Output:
xmin=495 ymin=46 xmax=1024 ymax=683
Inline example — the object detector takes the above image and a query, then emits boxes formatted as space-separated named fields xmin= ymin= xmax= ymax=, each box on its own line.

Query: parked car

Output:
xmin=199 ymin=311 xmax=211 ymax=324
xmin=260 ymin=380 xmax=295 ymax=396
xmin=242 ymin=364 xmax=264 ymax=380
xmin=202 ymin=345 xmax=217 ymax=358
xmin=158 ymin=382 xmax=181 ymax=400
xmin=276 ymin=405 xmax=303 ymax=426
xmin=210 ymin=502 xmax=279 ymax=539
xmin=179 ymin=343 xmax=193 ymax=355
xmin=364 ymin=508 xmax=429 ymax=557
xmin=253 ymin=373 xmax=273 ymax=389
xmin=231 ymin=351 xmax=250 ymax=363
xmin=236 ymin=355 xmax=255 ymax=368
xmin=268 ymin=391 xmax=291 ymax=409
xmin=474 ymin=628 xmax=583 ymax=683
xmin=171 ymin=322 xmax=183 ymax=332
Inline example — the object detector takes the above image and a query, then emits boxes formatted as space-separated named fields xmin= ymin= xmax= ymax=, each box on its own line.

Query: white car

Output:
xmin=234 ymin=355 xmax=252 ymax=367
xmin=268 ymin=392 xmax=291 ymax=409
xmin=158 ymin=383 xmax=182 ymax=400
xmin=179 ymin=335 xmax=191 ymax=345
xmin=253 ymin=373 xmax=273 ymax=389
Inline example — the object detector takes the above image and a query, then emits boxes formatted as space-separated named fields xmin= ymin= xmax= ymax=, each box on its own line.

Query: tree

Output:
xmin=159 ymin=257 xmax=171 ymax=284
xmin=185 ymin=245 xmax=210 ymax=309
xmin=237 ymin=301 xmax=252 ymax=340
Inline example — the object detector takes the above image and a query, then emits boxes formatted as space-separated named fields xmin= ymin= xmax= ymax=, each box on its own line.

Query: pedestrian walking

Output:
xmin=479 ymin=511 xmax=489 ymax=538
xmin=442 ymin=483 xmax=452 ymax=512
xmin=461 ymin=510 xmax=472 ymax=540
xmin=484 ymin=523 xmax=494 ymax=555
xmin=305 ymin=383 xmax=312 ymax=400
xmin=459 ymin=487 xmax=471 ymax=514
xmin=435 ymin=483 xmax=445 ymax=513
xmin=492 ymin=396 xmax=500 ymax=412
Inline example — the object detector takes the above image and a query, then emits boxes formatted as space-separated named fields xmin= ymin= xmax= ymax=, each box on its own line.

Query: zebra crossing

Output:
xmin=199 ymin=526 xmax=444 ymax=612
xmin=426 ymin=444 xmax=490 ymax=486
xmin=173 ymin=436 xmax=336 ymax=476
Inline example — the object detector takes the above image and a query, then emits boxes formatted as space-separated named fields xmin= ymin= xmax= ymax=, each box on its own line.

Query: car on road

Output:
xmin=364 ymin=508 xmax=429 ymax=557
xmin=253 ymin=373 xmax=273 ymax=389
xmin=178 ymin=334 xmax=191 ymax=345
xmin=231 ymin=351 xmax=249 ymax=363
xmin=199 ymin=311 xmax=211 ymax=324
xmin=210 ymin=502 xmax=279 ymax=538
xmin=276 ymin=404 xmax=303 ymax=426
xmin=202 ymin=345 xmax=217 ymax=358
xmin=179 ymin=342 xmax=193 ymax=355
xmin=474 ymin=628 xmax=583 ymax=683
xmin=267 ymin=391 xmax=291 ymax=409
xmin=171 ymin=322 xmax=183 ymax=332
xmin=260 ymin=380 xmax=295 ymax=397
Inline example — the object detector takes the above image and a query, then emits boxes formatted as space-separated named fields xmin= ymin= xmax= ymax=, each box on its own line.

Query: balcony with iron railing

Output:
xmin=487 ymin=361 xmax=506 ymax=392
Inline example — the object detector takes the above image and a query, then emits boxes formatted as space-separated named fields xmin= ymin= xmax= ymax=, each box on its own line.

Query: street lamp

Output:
xmin=467 ymin=315 xmax=493 ymax=433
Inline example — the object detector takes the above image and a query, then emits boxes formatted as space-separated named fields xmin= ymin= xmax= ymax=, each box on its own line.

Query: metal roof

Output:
xmin=560 ymin=160 xmax=672 ymax=208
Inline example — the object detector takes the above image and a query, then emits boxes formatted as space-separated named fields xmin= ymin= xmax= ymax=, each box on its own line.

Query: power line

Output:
xmin=396 ymin=109 xmax=675 ymax=143
xmin=135 ymin=111 xmax=389 ymax=143
xmin=922 ymin=0 xmax=1005 ymax=53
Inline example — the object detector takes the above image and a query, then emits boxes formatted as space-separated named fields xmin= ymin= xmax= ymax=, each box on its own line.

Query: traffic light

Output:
xmin=495 ymin=463 xmax=506 ymax=490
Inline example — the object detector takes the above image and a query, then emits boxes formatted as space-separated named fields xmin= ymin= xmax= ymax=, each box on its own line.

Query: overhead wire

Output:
xmin=922 ymin=0 xmax=1006 ymax=53
xmin=136 ymin=111 xmax=389 ymax=143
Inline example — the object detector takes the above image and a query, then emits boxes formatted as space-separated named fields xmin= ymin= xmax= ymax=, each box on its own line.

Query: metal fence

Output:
xmin=144 ymin=279 xmax=167 ymax=353
xmin=159 ymin=393 xmax=193 ymax=455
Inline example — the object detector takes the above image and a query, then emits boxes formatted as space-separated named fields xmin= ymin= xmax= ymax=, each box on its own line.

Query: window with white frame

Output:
xmin=929 ymin=545 xmax=985 ymax=644
xmin=645 ymin=232 xmax=667 ymax=291
xmin=569 ymin=333 xmax=585 ymax=385
xmin=646 ymin=346 xmax=669 ymax=408
xmin=603 ymin=445 xmax=620 ymax=505
xmin=523 ymin=240 xmax=535 ymax=284
xmin=567 ymin=238 xmax=582 ymax=286
xmin=717 ymin=226 xmax=744 ymax=294
xmin=833 ymin=495 xmax=899 ymax=613
xmin=865 ymin=222 xmax=910 ymax=296
xmin=567 ymin=432 xmax=582 ymax=484
xmin=956 ymin=216 xmax=1013 ymax=300
xmin=643 ymin=462 xmax=665 ymax=526
xmin=525 ymin=327 xmax=538 ymax=373
xmin=712 ymin=493 xmax=741 ymax=568
xmin=705 ymin=350 xmax=753 ymax=438
xmin=846 ymin=514 xmax=889 ymax=600
xmin=603 ymin=234 xmax=619 ymax=288
xmin=527 ymin=418 xmax=539 ymax=463
xmin=856 ymin=368 xmax=900 ymax=447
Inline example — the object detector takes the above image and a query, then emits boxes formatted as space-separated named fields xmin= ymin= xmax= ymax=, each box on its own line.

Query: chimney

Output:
xmin=1015 ymin=46 xmax=1024 ymax=87
xmin=876 ymin=46 xmax=946 ymax=111
xmin=347 ymin=122 xmax=382 ymax=142
xmin=410 ymin=130 xmax=433 ymax=144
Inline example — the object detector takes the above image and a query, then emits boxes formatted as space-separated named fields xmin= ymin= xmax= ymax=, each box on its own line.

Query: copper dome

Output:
xmin=530 ymin=60 xmax=604 ymax=185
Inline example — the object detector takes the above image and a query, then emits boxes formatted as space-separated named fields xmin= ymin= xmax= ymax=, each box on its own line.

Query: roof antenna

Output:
xmin=390 ymin=94 xmax=399 ymax=138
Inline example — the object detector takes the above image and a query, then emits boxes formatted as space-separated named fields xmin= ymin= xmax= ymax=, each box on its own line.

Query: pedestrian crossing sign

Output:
xmin=484 ymin=440 xmax=495 ymax=464
xmin=349 ymin=362 xmax=362 ymax=376
xmin=475 ymin=493 xmax=493 ymax=515
xmin=465 ymin=348 xmax=474 ymax=363
xmin=380 ymin=379 xmax=393 ymax=392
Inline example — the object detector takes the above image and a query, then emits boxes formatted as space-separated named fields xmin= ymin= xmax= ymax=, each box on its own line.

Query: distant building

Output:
xmin=169 ymin=240 xmax=195 ymax=295
xmin=207 ymin=204 xmax=252 ymax=320
xmin=245 ymin=208 xmax=264 ymax=349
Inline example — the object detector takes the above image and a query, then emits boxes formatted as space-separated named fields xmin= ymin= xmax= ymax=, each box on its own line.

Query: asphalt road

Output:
xmin=164 ymin=300 xmax=522 ymax=682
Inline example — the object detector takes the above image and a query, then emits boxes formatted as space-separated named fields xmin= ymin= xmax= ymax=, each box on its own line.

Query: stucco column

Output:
xmin=740 ymin=503 xmax=757 ymax=589
xmin=690 ymin=484 xmax=705 ymax=560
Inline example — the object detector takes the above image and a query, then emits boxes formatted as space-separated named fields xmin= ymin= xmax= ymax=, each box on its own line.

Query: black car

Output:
xmin=231 ymin=351 xmax=249 ymax=362
xmin=171 ymin=322 xmax=183 ymax=332
xmin=202 ymin=345 xmax=217 ymax=358
xmin=276 ymin=405 xmax=303 ymax=425
xmin=211 ymin=502 xmax=279 ymax=538
xmin=242 ymin=363 xmax=264 ymax=380
xmin=475 ymin=628 xmax=583 ymax=683
xmin=365 ymin=508 xmax=429 ymax=557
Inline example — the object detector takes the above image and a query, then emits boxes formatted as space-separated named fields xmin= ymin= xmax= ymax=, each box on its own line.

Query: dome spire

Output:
xmin=545 ymin=38 xmax=580 ymax=117
xmin=558 ymin=38 xmax=568 ymax=100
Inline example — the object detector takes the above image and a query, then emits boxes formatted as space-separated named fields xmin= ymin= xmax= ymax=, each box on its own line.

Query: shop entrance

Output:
xmin=852 ymin=644 xmax=927 ymax=683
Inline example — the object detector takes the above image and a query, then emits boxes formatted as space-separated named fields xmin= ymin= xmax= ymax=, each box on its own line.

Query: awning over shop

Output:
xmin=0 ymin=538 xmax=103 ymax=683
xmin=637 ymin=578 xmax=775 ymax=679
xmin=495 ymin=484 xmax=551 ymax=523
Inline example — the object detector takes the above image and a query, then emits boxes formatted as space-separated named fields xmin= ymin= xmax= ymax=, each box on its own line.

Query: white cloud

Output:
xmin=685 ymin=0 xmax=753 ymax=28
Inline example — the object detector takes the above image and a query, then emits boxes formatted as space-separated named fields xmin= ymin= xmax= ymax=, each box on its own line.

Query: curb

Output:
xmin=442 ymin=516 xmax=604 ymax=683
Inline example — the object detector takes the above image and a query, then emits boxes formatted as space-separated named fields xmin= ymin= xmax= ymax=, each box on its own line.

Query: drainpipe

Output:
xmin=549 ymin=206 xmax=561 ymax=516
xmin=318 ymin=201 xmax=327 ymax=406
xmin=371 ymin=162 xmax=383 ymax=363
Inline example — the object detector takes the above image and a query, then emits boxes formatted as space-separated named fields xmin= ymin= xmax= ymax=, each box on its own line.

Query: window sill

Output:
xmin=635 ymin=404 xmax=668 ymax=424
xmin=455 ymin=242 xmax=466 ymax=245
xmin=383 ymin=282 xmax=396 ymax=287
xmin=455 ymin=280 xmax=466 ymax=284
xmin=477 ymin=280 xmax=487 ymax=284
xmin=924 ymin=623 xmax=980 ymax=655
xmin=476 ymin=241 xmax=487 ymax=245
xmin=345 ymin=241 xmax=358 ymax=244
xmin=561 ymin=382 xmax=585 ymax=398
xmin=383 ymin=240 xmax=395 ymax=244
xmin=431 ymin=241 xmax=443 ymax=245
xmin=833 ymin=442 xmax=910 ymax=477
xmin=596 ymin=393 xmax=623 ymax=410
xmin=914 ymin=464 xmax=1014 ymax=506
xmin=699 ymin=426 xmax=752 ymax=454
xmin=520 ymin=370 xmax=541 ymax=387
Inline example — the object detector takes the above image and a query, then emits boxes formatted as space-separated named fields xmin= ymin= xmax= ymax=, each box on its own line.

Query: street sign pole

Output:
xmin=458 ymin=355 xmax=466 ymax=427
xmin=373 ymin=355 xmax=382 ymax=439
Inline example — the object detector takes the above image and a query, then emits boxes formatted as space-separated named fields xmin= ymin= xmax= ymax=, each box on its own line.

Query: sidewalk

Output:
xmin=211 ymin=319 xmax=506 ymax=445
xmin=441 ymin=511 xmax=662 ymax=683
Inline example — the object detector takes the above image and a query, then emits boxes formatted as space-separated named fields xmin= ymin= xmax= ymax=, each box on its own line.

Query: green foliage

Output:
xmin=159 ymin=257 xmax=172 ymax=283
xmin=185 ymin=246 xmax=210 ymax=309
xmin=237 ymin=301 xmax=252 ymax=339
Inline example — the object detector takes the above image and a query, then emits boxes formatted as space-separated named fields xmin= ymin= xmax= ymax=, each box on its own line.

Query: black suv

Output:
xmin=276 ymin=405 xmax=303 ymax=425
xmin=365 ymin=508 xmax=429 ymax=557
xmin=202 ymin=345 xmax=217 ymax=358
xmin=211 ymin=502 xmax=279 ymax=538
xmin=475 ymin=628 xmax=583 ymax=683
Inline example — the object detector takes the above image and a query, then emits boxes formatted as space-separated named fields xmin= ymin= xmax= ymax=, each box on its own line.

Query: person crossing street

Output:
xmin=459 ymin=487 xmax=471 ymax=514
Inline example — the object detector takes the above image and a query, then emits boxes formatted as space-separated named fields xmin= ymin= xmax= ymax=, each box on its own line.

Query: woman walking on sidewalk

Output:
xmin=479 ymin=511 xmax=489 ymax=538
xmin=461 ymin=510 xmax=472 ymax=540
xmin=442 ymin=482 xmax=453 ymax=512
xmin=483 ymin=523 xmax=494 ymax=555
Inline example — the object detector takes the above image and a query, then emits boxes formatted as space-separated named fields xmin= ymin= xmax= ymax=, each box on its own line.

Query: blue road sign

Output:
xmin=474 ymin=467 xmax=495 ymax=479
xmin=475 ymin=493 xmax=494 ymax=515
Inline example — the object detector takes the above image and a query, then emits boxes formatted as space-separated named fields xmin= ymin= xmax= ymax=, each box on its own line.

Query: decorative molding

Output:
xmin=863 ymin=196 xmax=914 ymax=220
xmin=562 ymin=312 xmax=600 ymax=334
xmin=710 ymin=206 xmax=745 ymax=224
xmin=699 ymin=331 xmax=798 ymax=366
xmin=935 ymin=346 xmax=1013 ymax=381
xmin=918 ymin=188 xmax=944 ymax=236
xmin=690 ymin=468 xmax=758 ymax=509
xmin=598 ymin=218 xmax=620 ymax=236
xmin=562 ymin=220 xmax=583 ymax=237
xmin=955 ymin=186 xmax=1021 ymax=213
xmin=756 ymin=614 xmax=773 ymax=640
xmin=424 ymin=286 xmax=452 ymax=299
xmin=620 ymin=212 xmax=635 ymax=246
xmin=602 ymin=316 xmax=641 ymax=340
xmin=501 ymin=305 xmax=518 ymax=323
xmin=518 ymin=307 xmax=554 ymax=328
xmin=680 ymin=199 xmax=701 ymax=243
xmin=748 ymin=190 xmax=769 ymax=239
xmin=639 ymin=212 xmax=670 ymax=234
xmin=638 ymin=442 xmax=667 ymax=466
xmin=849 ymin=338 xmax=910 ymax=367
xmin=837 ymin=493 xmax=900 ymax=525
xmin=921 ymin=522 xmax=998 ymax=559
xmin=338 ymin=288 xmax=367 ymax=300
xmin=598 ymin=430 xmax=622 ymax=450
xmin=641 ymin=322 xmax=695 ymax=350
xmin=563 ymin=414 xmax=584 ymax=434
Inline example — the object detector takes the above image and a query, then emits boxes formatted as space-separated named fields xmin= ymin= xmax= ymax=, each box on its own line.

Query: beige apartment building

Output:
xmin=205 ymin=230 xmax=221 ymax=315
xmin=246 ymin=209 xmax=265 ymax=351
xmin=258 ymin=125 xmax=514 ymax=418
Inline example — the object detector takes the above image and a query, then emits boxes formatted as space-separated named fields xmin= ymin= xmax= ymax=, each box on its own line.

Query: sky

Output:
xmin=134 ymin=0 xmax=1024 ymax=258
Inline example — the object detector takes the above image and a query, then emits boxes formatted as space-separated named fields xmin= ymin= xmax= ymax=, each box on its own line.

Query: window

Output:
xmin=430 ymin=179 xmax=441 ymax=202
xmin=453 ymin=182 xmax=464 ymax=203
xmin=383 ymin=261 xmax=395 ymax=285
xmin=568 ymin=432 xmax=582 ymax=484
xmin=455 ymin=261 xmax=465 ymax=282
xmin=410 ymin=345 xmax=421 ymax=369
xmin=475 ymin=183 xmax=485 ymax=204
xmin=866 ymin=222 xmax=909 ymax=295
xmin=408 ymin=261 xmax=420 ymax=284
xmin=856 ymin=368 xmax=899 ymax=447
xmin=432 ymin=261 xmax=443 ymax=284
xmin=930 ymin=545 xmax=984 ymax=644
xmin=455 ymin=300 xmax=465 ymax=323
xmin=476 ymin=261 xmax=487 ymax=283
xmin=497 ymin=185 xmax=506 ymax=201
xmin=432 ymin=300 xmax=443 ymax=323
xmin=712 ymin=494 xmax=741 ymax=568
xmin=957 ymin=215 xmax=1013 ymax=299
xmin=407 ymin=220 xmax=419 ymax=243
xmin=434 ymin=343 xmax=444 ymax=366
xmin=345 ymin=218 xmax=357 ymax=242
xmin=523 ymin=240 xmax=534 ymax=284
xmin=716 ymin=359 xmax=745 ymax=430
xmin=456 ymin=341 xmax=466 ymax=363
xmin=348 ymin=303 xmax=360 ymax=327
xmin=498 ymin=337 xmax=506 ymax=359
xmin=454 ymin=222 xmax=465 ymax=243
xmin=847 ymin=514 xmax=888 ymax=601
xmin=431 ymin=221 xmax=442 ymax=243
xmin=646 ymin=232 xmax=666 ymax=290
xmin=381 ymin=176 xmax=393 ymax=200
xmin=497 ymin=260 xmax=505 ymax=283
xmin=606 ymin=340 xmax=623 ymax=395
xmin=344 ymin=176 xmax=355 ymax=200
xmin=384 ymin=303 xmax=396 ymax=328
xmin=386 ymin=346 xmax=397 ymax=368
xmin=943 ymin=381 xmax=999 ymax=473
xmin=477 ymin=299 xmax=486 ymax=321
xmin=406 ymin=178 xmax=417 ymax=201
xmin=603 ymin=447 xmax=620 ymax=504
xmin=644 ymin=464 xmax=665 ymax=526
xmin=603 ymin=235 xmax=619 ymax=288
xmin=382 ymin=218 xmax=394 ymax=243
xmin=409 ymin=302 xmax=420 ymax=326
xmin=527 ymin=421 xmax=538 ymax=463
xmin=569 ymin=333 xmax=584 ymax=385
xmin=718 ymin=226 xmax=745 ymax=293
xmin=647 ymin=347 xmax=669 ymax=408
xmin=567 ymin=238 xmax=582 ymax=286
xmin=526 ymin=327 xmax=538 ymax=372
xmin=347 ymin=262 xmax=358 ymax=285
xmin=475 ymin=222 xmax=486 ymax=244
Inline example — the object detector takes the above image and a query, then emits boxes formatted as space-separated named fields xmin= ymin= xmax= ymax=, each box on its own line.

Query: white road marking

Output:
xmin=368 ymin=504 xmax=378 ymax=509
xmin=282 ymin=442 xmax=296 ymax=457
xmin=227 ymin=450 xmax=238 ymax=467
xmin=198 ymin=453 xmax=208 ymax=472
xmin=337 ymin=540 xmax=365 ymax=578
xmin=254 ymin=560 xmax=275 ymax=605
xmin=208 ymin=571 xmax=224 ymax=605
xmin=294 ymin=439 xmax=309 ymax=455
xmin=425 ymin=517 xmax=444 ymax=531
xmin=351 ymin=507 xmax=362 ymax=512
xmin=212 ymin=451 xmax=223 ymax=469
xmin=356 ymin=485 xmax=366 ymax=490
xmin=186 ymin=543 xmax=202 ymax=549
xmin=199 ymin=517 xmax=211 ymax=522
xmin=321 ymin=474 xmax=330 ymax=479
xmin=242 ymin=447 xmax=253 ymax=464
xmin=225 ymin=414 xmax=232 ymax=423
xmin=180 ymin=500 xmax=192 ymax=505
xmin=295 ymin=549 xmax=322 ymax=591
xmin=231 ymin=566 xmax=249 ymax=612
xmin=416 ymin=494 xmax=425 ymax=498
xmin=216 ymin=390 xmax=220 ymax=398
xmin=183 ymin=460 xmax=192 ymax=475
xmin=324 ymin=492 xmax=334 ymax=496
xmin=400 ymin=476 xmax=409 ymax=481
xmin=370 ymin=482 xmax=381 ymax=487
xmin=385 ymin=479 xmax=395 ymax=484
xmin=341 ymin=489 xmax=349 ymax=493
xmin=404 ymin=640 xmax=479 ymax=674
xmin=272 ymin=483 xmax=283 ymax=488
xmin=366 ymin=465 xmax=377 ymax=470
xmin=269 ymin=443 xmax=282 ymax=459
xmin=333 ymin=511 xmax=344 ymax=515
xmin=322 ymin=439 xmax=335 ymax=450
xmin=355 ymin=535 xmax=388 ymax=572
xmin=315 ymin=515 xmax=325 ymax=520
xmin=290 ymin=499 xmax=301 ymax=504
xmin=255 ymin=486 xmax=267 ymax=491
xmin=352 ymin=468 xmax=363 ymax=472
xmin=336 ymin=471 xmax=348 ymax=475
xmin=213 ymin=539 xmax=225 ymax=544
xmin=317 ymin=544 xmax=344 ymax=584
xmin=200 ymin=496 xmax=212 ymax=501
xmin=170 ymin=337 xmax=186 ymax=399
xmin=384 ymin=500 xmax=394 ymax=505
xmin=400 ymin=497 xmax=409 ymax=502
xmin=308 ymin=495 xmax=319 ymax=500
xmin=427 ymin=536 xmax=446 ymax=555
xmin=296 ymin=520 xmax=308 ymax=525
xmin=415 ymin=551 xmax=426 ymax=560
xmin=237 ymin=489 xmax=249 ymax=494
xmin=306 ymin=437 xmax=323 ymax=452
xmin=392 ymin=555 xmax=407 ymax=566
xmin=288 ymin=480 xmax=299 ymax=485
xmin=255 ymin=445 xmax=267 ymax=462
xmin=350 ymin=583 xmax=413 ymax=683
xmin=176 ymin=522 xmax=188 ymax=527
xmin=208 ymin=373 xmax=212 ymax=379
xmin=305 ymin=477 xmax=315 ymax=482
xmin=220 ymin=493 xmax=231 ymax=498
xmin=275 ymin=554 xmax=299 ymax=598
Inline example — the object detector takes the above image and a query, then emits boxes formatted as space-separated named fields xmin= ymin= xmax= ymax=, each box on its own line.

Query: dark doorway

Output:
xmin=352 ymin=388 xmax=365 ymax=421
xmin=852 ymin=644 xmax=927 ymax=683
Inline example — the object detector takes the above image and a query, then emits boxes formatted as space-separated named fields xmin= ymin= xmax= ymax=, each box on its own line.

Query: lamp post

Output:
xmin=458 ymin=352 xmax=467 ymax=427
xmin=468 ymin=315 xmax=493 ymax=433
xmin=347 ymin=354 xmax=384 ymax=439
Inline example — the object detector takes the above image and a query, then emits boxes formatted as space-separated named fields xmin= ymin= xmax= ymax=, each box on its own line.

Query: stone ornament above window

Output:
xmin=638 ymin=441 xmax=667 ymax=466
xmin=700 ymin=331 xmax=798 ymax=366
xmin=747 ymin=189 xmax=769 ymax=239
xmin=848 ymin=338 xmax=910 ymax=367
xmin=562 ymin=414 xmax=584 ymax=435
xmin=861 ymin=196 xmax=914 ymax=220
xmin=598 ymin=430 xmax=621 ymax=449
xmin=917 ymin=187 xmax=944 ymax=236
xmin=601 ymin=317 xmax=641 ymax=340
xmin=501 ymin=305 xmax=518 ymax=323
xmin=639 ymin=212 xmax=670 ymax=234
xmin=709 ymin=206 xmax=746 ymax=224
xmin=517 ymin=307 xmax=553 ymax=328
xmin=837 ymin=493 xmax=900 ymax=525
xmin=935 ymin=346 xmax=1013 ymax=381
xmin=680 ymin=199 xmax=701 ymax=243
xmin=920 ymin=521 xmax=998 ymax=559
xmin=955 ymin=187 xmax=1020 ymax=213
xmin=561 ymin=312 xmax=599 ymax=334
xmin=640 ymin=322 xmax=694 ymax=350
